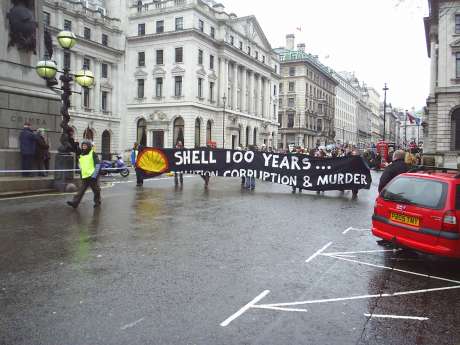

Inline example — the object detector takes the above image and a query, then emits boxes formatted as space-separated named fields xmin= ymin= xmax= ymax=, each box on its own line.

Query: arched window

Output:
xmin=206 ymin=120 xmax=212 ymax=144
xmin=173 ymin=117 xmax=185 ymax=146
xmin=245 ymin=126 xmax=250 ymax=148
xmin=83 ymin=127 xmax=94 ymax=141
xmin=317 ymin=119 xmax=323 ymax=132
xmin=253 ymin=127 xmax=257 ymax=146
xmin=137 ymin=118 xmax=147 ymax=146
xmin=101 ymin=130 xmax=111 ymax=160
xmin=195 ymin=118 xmax=201 ymax=148
xmin=452 ymin=109 xmax=460 ymax=150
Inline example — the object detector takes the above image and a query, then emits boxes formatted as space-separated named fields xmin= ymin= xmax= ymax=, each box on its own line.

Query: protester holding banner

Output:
xmin=174 ymin=141 xmax=184 ymax=186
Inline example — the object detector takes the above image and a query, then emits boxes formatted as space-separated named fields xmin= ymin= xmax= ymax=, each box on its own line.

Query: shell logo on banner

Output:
xmin=136 ymin=148 xmax=169 ymax=176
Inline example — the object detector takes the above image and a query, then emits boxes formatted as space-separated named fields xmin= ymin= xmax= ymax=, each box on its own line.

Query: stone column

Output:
xmin=241 ymin=67 xmax=247 ymax=113
xmin=218 ymin=58 xmax=225 ymax=106
xmin=233 ymin=63 xmax=238 ymax=111
xmin=429 ymin=39 xmax=437 ymax=96
xmin=257 ymin=76 xmax=262 ymax=117
xmin=94 ymin=59 xmax=101 ymax=112
xmin=224 ymin=59 xmax=229 ymax=105
xmin=74 ymin=53 xmax=83 ymax=110
xmin=249 ymin=72 xmax=254 ymax=115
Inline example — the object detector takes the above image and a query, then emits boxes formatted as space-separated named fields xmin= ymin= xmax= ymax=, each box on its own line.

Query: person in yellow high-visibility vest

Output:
xmin=67 ymin=140 xmax=101 ymax=208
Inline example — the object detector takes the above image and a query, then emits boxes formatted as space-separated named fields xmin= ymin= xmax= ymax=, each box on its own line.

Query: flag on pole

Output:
xmin=296 ymin=26 xmax=302 ymax=32
xmin=406 ymin=111 xmax=415 ymax=124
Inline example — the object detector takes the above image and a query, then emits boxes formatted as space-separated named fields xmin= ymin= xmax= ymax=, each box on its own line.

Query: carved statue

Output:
xmin=6 ymin=0 xmax=37 ymax=54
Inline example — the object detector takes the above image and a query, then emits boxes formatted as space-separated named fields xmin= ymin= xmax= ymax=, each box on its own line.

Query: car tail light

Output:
xmin=442 ymin=211 xmax=458 ymax=232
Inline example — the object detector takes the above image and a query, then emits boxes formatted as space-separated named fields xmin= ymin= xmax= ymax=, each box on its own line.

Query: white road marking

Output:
xmin=324 ymin=249 xmax=401 ymax=256
xmin=220 ymin=290 xmax=270 ymax=327
xmin=364 ymin=314 xmax=429 ymax=321
xmin=120 ymin=318 xmax=145 ymax=330
xmin=325 ymin=254 xmax=460 ymax=284
xmin=342 ymin=227 xmax=370 ymax=234
xmin=252 ymin=305 xmax=308 ymax=313
xmin=256 ymin=285 xmax=460 ymax=309
xmin=305 ymin=242 xmax=333 ymax=263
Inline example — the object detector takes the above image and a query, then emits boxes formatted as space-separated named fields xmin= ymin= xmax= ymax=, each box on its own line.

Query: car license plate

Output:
xmin=390 ymin=212 xmax=420 ymax=227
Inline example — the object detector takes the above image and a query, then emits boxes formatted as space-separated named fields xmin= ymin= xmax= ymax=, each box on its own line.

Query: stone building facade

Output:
xmin=276 ymin=35 xmax=337 ymax=149
xmin=332 ymin=71 xmax=359 ymax=146
xmin=123 ymin=0 xmax=280 ymax=150
xmin=0 ymin=0 xmax=61 ymax=171
xmin=42 ymin=0 xmax=125 ymax=159
xmin=424 ymin=0 xmax=460 ymax=167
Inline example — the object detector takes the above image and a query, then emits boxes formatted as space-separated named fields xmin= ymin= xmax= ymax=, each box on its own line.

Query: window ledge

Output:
xmin=153 ymin=96 xmax=164 ymax=100
xmin=197 ymin=97 xmax=205 ymax=101
xmin=451 ymin=78 xmax=460 ymax=84
xmin=173 ymin=95 xmax=184 ymax=99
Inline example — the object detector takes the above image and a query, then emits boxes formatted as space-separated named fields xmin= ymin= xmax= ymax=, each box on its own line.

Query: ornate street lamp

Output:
xmin=36 ymin=30 xmax=94 ymax=190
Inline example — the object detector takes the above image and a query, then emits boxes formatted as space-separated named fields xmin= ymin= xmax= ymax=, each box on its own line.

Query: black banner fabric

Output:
xmin=136 ymin=148 xmax=372 ymax=191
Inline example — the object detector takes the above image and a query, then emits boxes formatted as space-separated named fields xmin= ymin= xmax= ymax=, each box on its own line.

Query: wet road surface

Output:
xmin=1 ymin=172 xmax=460 ymax=345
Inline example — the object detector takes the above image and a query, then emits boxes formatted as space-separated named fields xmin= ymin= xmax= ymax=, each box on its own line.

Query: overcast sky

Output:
xmin=224 ymin=0 xmax=430 ymax=111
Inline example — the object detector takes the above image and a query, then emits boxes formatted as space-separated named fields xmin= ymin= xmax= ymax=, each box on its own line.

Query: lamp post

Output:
xmin=382 ymin=83 xmax=389 ymax=141
xmin=222 ymin=94 xmax=227 ymax=148
xmin=36 ymin=30 xmax=94 ymax=190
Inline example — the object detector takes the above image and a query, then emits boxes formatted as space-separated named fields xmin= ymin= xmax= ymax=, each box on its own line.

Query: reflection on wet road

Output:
xmin=1 ymin=172 xmax=459 ymax=345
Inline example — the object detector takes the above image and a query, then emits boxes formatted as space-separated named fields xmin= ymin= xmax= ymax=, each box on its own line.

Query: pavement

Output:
xmin=1 ymin=172 xmax=460 ymax=345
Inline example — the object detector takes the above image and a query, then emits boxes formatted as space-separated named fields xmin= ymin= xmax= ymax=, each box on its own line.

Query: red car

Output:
xmin=372 ymin=167 xmax=460 ymax=258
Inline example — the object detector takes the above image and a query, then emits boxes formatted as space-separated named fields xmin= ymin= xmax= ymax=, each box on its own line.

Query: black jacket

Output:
xmin=378 ymin=159 xmax=408 ymax=192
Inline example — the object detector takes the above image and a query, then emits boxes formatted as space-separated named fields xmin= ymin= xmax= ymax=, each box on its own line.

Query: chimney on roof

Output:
xmin=297 ymin=43 xmax=305 ymax=52
xmin=286 ymin=34 xmax=295 ymax=50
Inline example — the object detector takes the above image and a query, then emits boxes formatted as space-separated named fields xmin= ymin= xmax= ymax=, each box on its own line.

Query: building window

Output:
xmin=83 ymin=127 xmax=94 ymax=141
xmin=456 ymin=53 xmax=460 ymax=78
xmin=138 ymin=23 xmax=145 ymax=36
xmin=198 ymin=78 xmax=203 ymax=98
xmin=101 ymin=91 xmax=108 ymax=111
xmin=278 ymin=112 xmax=282 ymax=126
xmin=43 ymin=11 xmax=50 ymax=26
xmin=195 ymin=118 xmax=201 ymax=148
xmin=64 ymin=52 xmax=71 ymax=69
xmin=198 ymin=19 xmax=204 ymax=32
xmin=247 ymin=46 xmax=251 ymax=55
xmin=255 ymin=51 xmax=259 ymax=60
xmin=210 ymin=55 xmax=214 ymax=70
xmin=209 ymin=82 xmax=215 ymax=102
xmin=102 ymin=33 xmax=108 ymax=46
xmin=155 ymin=77 xmax=163 ymax=98
xmin=156 ymin=50 xmax=164 ymax=65
xmin=279 ymin=98 xmax=283 ymax=107
xmin=239 ymin=41 xmax=243 ymax=50
xmin=262 ymin=55 xmax=265 ymax=64
xmin=137 ymin=79 xmax=144 ymax=98
xmin=175 ymin=47 xmax=183 ymax=63
xmin=289 ymin=67 xmax=295 ymax=76
xmin=83 ymin=58 xmax=90 ymax=70
xmin=253 ymin=128 xmax=257 ymax=145
xmin=64 ymin=19 xmax=72 ymax=30
xmin=84 ymin=27 xmax=91 ymax=40
xmin=287 ymin=112 xmax=294 ymax=128
xmin=210 ymin=27 xmax=215 ymax=38
xmin=273 ymin=85 xmax=277 ymax=96
xmin=230 ymin=35 xmax=234 ymax=45
xmin=83 ymin=88 xmax=90 ymax=108
xmin=175 ymin=76 xmax=182 ymax=97
xmin=206 ymin=120 xmax=212 ymax=143
xmin=456 ymin=15 xmax=460 ymax=34
xmin=173 ymin=117 xmax=185 ymax=146
xmin=198 ymin=49 xmax=203 ymax=65
xmin=175 ymin=17 xmax=183 ymax=31
xmin=288 ymin=98 xmax=295 ymax=108
xmin=156 ymin=20 xmax=164 ymax=33
xmin=275 ymin=65 xmax=278 ymax=73
xmin=288 ymin=82 xmax=295 ymax=92
xmin=101 ymin=63 xmax=108 ymax=78
xmin=137 ymin=118 xmax=147 ymax=146
xmin=138 ymin=51 xmax=145 ymax=67
xmin=279 ymin=83 xmax=283 ymax=93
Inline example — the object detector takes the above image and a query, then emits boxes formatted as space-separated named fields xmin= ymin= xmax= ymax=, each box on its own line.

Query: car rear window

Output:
xmin=382 ymin=176 xmax=448 ymax=209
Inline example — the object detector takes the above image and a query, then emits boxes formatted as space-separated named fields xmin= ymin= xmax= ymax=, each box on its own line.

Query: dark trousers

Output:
xmin=37 ymin=158 xmax=49 ymax=176
xmin=72 ymin=177 xmax=101 ymax=206
xmin=174 ymin=172 xmax=183 ymax=185
xmin=21 ymin=154 xmax=34 ymax=176
xmin=135 ymin=168 xmax=144 ymax=185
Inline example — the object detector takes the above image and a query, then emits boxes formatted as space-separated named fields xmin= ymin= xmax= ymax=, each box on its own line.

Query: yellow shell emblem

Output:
xmin=136 ymin=148 xmax=169 ymax=175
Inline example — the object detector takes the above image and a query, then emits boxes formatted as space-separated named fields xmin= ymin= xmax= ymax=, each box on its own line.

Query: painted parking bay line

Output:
xmin=343 ymin=227 xmax=370 ymax=235
xmin=220 ymin=290 xmax=270 ymax=327
xmin=364 ymin=313 xmax=429 ymax=321
xmin=305 ymin=242 xmax=333 ymax=263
